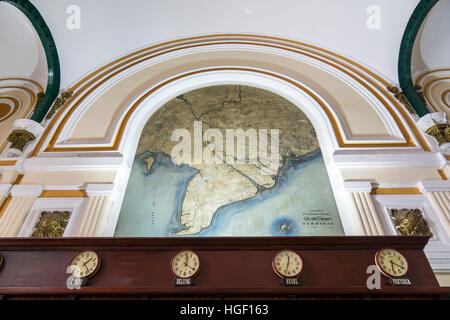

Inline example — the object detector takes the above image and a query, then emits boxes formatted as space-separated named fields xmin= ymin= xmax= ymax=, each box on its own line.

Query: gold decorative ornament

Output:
xmin=7 ymin=129 xmax=36 ymax=151
xmin=386 ymin=85 xmax=417 ymax=115
xmin=44 ymin=90 xmax=73 ymax=120
xmin=414 ymin=85 xmax=428 ymax=105
xmin=36 ymin=91 xmax=44 ymax=107
xmin=31 ymin=211 xmax=71 ymax=238
xmin=425 ymin=123 xmax=450 ymax=146
xmin=389 ymin=208 xmax=432 ymax=236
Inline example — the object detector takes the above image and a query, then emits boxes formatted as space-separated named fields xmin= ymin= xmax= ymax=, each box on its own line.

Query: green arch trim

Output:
xmin=398 ymin=0 xmax=439 ymax=117
xmin=1 ymin=0 xmax=60 ymax=122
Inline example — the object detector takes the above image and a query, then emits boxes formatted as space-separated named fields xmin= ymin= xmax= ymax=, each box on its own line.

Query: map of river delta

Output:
xmin=114 ymin=85 xmax=344 ymax=237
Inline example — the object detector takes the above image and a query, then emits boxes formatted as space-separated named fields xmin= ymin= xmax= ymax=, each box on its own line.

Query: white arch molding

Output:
xmin=104 ymin=69 xmax=358 ymax=236
xmin=46 ymin=42 xmax=413 ymax=150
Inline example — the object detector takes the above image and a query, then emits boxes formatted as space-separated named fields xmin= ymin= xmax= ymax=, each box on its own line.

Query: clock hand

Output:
xmin=390 ymin=260 xmax=396 ymax=272
xmin=184 ymin=263 xmax=195 ymax=271
xmin=285 ymin=255 xmax=290 ymax=273
xmin=82 ymin=258 xmax=93 ymax=267
xmin=391 ymin=261 xmax=405 ymax=269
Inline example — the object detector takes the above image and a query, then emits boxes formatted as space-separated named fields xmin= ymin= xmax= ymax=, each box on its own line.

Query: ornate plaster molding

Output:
xmin=417 ymin=112 xmax=450 ymax=152
xmin=6 ymin=119 xmax=44 ymax=156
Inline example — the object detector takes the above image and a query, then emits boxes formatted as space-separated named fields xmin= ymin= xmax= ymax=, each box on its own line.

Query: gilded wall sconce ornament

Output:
xmin=7 ymin=129 xmax=36 ymax=152
xmin=389 ymin=208 xmax=432 ymax=237
xmin=386 ymin=85 xmax=417 ymax=116
xmin=6 ymin=119 xmax=44 ymax=156
xmin=425 ymin=123 xmax=450 ymax=146
xmin=416 ymin=112 xmax=450 ymax=152
xmin=31 ymin=211 xmax=72 ymax=238
xmin=44 ymin=90 xmax=74 ymax=120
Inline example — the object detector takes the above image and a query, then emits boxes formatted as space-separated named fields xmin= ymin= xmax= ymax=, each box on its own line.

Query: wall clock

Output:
xmin=272 ymin=250 xmax=303 ymax=279
xmin=69 ymin=250 xmax=101 ymax=279
xmin=375 ymin=248 xmax=409 ymax=278
xmin=171 ymin=250 xmax=200 ymax=279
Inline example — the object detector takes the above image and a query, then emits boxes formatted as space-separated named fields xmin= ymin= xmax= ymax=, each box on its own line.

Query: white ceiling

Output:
xmin=0 ymin=2 xmax=47 ymax=85
xmin=414 ymin=0 xmax=450 ymax=76
xmin=7 ymin=0 xmax=421 ymax=87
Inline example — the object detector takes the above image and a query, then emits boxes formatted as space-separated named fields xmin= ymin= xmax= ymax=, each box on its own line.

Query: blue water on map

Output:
xmin=114 ymin=151 xmax=344 ymax=237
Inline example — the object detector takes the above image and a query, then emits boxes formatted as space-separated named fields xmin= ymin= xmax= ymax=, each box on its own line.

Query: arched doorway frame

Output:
xmin=105 ymin=67 xmax=357 ymax=236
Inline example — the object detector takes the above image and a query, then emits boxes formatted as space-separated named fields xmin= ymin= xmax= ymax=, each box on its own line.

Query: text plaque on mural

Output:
xmin=115 ymin=85 xmax=344 ymax=237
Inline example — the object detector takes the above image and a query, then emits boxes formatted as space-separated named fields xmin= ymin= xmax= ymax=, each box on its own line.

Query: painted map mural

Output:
xmin=114 ymin=85 xmax=344 ymax=237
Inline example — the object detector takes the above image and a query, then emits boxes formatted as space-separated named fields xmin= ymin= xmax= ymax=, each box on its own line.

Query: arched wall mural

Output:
xmin=114 ymin=85 xmax=344 ymax=237
xmin=8 ymin=34 xmax=443 ymax=239
xmin=5 ymin=35 xmax=446 ymax=243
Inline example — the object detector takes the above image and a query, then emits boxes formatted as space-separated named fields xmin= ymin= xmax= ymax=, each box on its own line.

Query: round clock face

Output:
xmin=171 ymin=250 xmax=200 ymax=279
xmin=272 ymin=250 xmax=303 ymax=278
xmin=375 ymin=248 xmax=408 ymax=278
xmin=69 ymin=251 xmax=101 ymax=279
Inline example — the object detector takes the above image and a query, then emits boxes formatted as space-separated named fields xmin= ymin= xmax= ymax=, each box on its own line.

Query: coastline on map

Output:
xmin=114 ymin=149 xmax=344 ymax=237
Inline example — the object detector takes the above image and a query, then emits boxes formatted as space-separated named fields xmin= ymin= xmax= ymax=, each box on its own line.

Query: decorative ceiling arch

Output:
xmin=0 ymin=0 xmax=60 ymax=122
xmin=0 ymin=78 xmax=41 ymax=154
xmin=415 ymin=68 xmax=450 ymax=116
xmin=32 ymin=34 xmax=431 ymax=156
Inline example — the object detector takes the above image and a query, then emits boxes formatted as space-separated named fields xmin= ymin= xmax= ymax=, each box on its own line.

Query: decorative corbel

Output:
xmin=6 ymin=119 xmax=44 ymax=157
xmin=417 ymin=112 xmax=450 ymax=152
xmin=7 ymin=130 xmax=35 ymax=151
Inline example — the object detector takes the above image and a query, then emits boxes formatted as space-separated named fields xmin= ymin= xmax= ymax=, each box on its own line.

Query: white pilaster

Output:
xmin=77 ymin=184 xmax=114 ymax=237
xmin=343 ymin=181 xmax=385 ymax=236
xmin=419 ymin=180 xmax=450 ymax=237
xmin=0 ymin=184 xmax=12 ymax=207
xmin=0 ymin=184 xmax=43 ymax=237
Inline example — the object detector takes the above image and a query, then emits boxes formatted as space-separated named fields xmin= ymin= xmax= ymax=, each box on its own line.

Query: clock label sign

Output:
xmin=173 ymin=278 xmax=195 ymax=287
xmin=389 ymin=278 xmax=412 ymax=286
xmin=281 ymin=277 xmax=301 ymax=287
xmin=66 ymin=275 xmax=88 ymax=289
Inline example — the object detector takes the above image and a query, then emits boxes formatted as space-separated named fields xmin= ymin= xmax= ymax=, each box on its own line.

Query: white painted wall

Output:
xmin=0 ymin=2 xmax=47 ymax=85
xmin=30 ymin=0 xmax=419 ymax=87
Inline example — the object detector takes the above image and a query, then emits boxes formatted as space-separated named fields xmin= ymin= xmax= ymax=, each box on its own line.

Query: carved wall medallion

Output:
xmin=31 ymin=211 xmax=72 ymax=238
xmin=389 ymin=208 xmax=432 ymax=236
